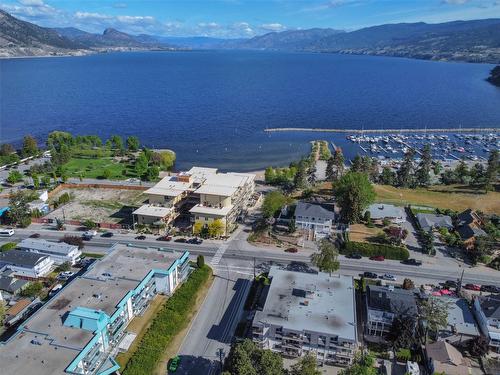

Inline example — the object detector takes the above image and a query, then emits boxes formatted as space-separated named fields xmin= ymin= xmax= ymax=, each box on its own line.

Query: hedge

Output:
xmin=122 ymin=265 xmax=212 ymax=375
xmin=342 ymin=241 xmax=410 ymax=260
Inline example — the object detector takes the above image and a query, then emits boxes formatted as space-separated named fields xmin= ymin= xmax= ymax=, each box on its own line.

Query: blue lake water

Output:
xmin=1 ymin=50 xmax=499 ymax=171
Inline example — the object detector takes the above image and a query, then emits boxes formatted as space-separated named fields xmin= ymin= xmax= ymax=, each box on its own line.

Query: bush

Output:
xmin=196 ymin=255 xmax=205 ymax=268
xmin=123 ymin=266 xmax=212 ymax=375
xmin=342 ymin=241 xmax=410 ymax=260
xmin=20 ymin=281 xmax=43 ymax=297
xmin=396 ymin=348 xmax=411 ymax=362
xmin=0 ymin=242 xmax=17 ymax=252
xmin=60 ymin=235 xmax=85 ymax=249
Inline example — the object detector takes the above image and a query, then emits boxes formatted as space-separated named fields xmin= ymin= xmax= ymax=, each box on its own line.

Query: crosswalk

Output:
xmin=210 ymin=242 xmax=229 ymax=266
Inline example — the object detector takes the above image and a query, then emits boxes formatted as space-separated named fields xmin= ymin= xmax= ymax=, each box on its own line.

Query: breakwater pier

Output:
xmin=264 ymin=127 xmax=499 ymax=134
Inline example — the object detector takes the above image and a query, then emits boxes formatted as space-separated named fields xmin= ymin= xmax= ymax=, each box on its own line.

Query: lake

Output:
xmin=1 ymin=50 xmax=499 ymax=171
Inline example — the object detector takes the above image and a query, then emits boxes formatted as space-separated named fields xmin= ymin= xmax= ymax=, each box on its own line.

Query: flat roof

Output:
xmin=144 ymin=175 xmax=192 ymax=197
xmin=0 ymin=249 xmax=50 ymax=268
xmin=366 ymin=204 xmax=404 ymax=219
xmin=0 ymin=244 xmax=188 ymax=375
xmin=132 ymin=204 xmax=171 ymax=218
xmin=190 ymin=204 xmax=234 ymax=217
xmin=195 ymin=184 xmax=237 ymax=197
xmin=19 ymin=239 xmax=78 ymax=255
xmin=254 ymin=267 xmax=357 ymax=341
xmin=444 ymin=297 xmax=479 ymax=336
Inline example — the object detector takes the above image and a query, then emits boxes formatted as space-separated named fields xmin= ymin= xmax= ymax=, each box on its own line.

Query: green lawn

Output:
xmin=62 ymin=157 xmax=135 ymax=180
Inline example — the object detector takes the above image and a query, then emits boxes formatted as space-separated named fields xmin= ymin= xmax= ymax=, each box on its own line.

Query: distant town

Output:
xmin=0 ymin=131 xmax=499 ymax=375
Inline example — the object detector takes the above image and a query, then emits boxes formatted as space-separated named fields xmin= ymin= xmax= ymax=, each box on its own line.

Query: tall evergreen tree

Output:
xmin=455 ymin=159 xmax=469 ymax=184
xmin=326 ymin=156 xmax=335 ymax=182
xmin=350 ymin=155 xmax=363 ymax=172
xmin=486 ymin=149 xmax=499 ymax=191
xmin=416 ymin=144 xmax=432 ymax=186
xmin=397 ymin=148 xmax=415 ymax=188
xmin=333 ymin=172 xmax=376 ymax=223
xmin=332 ymin=148 xmax=345 ymax=178
xmin=380 ymin=166 xmax=396 ymax=185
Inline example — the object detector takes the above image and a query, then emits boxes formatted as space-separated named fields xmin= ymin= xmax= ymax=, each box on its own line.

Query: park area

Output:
xmin=374 ymin=184 xmax=500 ymax=214
xmin=45 ymin=187 xmax=145 ymax=225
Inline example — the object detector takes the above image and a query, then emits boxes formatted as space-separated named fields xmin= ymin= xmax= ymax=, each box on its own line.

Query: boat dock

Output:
xmin=264 ymin=127 xmax=499 ymax=134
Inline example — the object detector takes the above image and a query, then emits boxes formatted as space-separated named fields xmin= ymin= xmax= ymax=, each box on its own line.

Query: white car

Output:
xmin=383 ymin=273 xmax=397 ymax=281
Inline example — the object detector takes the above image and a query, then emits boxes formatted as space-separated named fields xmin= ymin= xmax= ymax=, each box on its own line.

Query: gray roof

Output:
xmin=477 ymin=294 xmax=500 ymax=319
xmin=295 ymin=201 xmax=336 ymax=221
xmin=18 ymin=238 xmax=78 ymax=255
xmin=416 ymin=213 xmax=453 ymax=231
xmin=0 ymin=275 xmax=29 ymax=293
xmin=0 ymin=250 xmax=49 ymax=268
xmin=367 ymin=285 xmax=418 ymax=316
xmin=365 ymin=204 xmax=404 ymax=220
xmin=254 ymin=267 xmax=357 ymax=341
xmin=444 ymin=297 xmax=479 ymax=336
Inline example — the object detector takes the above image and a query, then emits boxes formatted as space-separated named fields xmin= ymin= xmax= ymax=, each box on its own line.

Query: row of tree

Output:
xmin=0 ymin=135 xmax=39 ymax=166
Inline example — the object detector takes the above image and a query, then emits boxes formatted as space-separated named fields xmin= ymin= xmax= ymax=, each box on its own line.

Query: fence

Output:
xmin=31 ymin=217 xmax=129 ymax=230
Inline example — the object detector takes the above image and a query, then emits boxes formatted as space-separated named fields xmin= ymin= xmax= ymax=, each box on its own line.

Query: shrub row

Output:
xmin=122 ymin=265 xmax=212 ymax=375
xmin=342 ymin=241 xmax=410 ymax=260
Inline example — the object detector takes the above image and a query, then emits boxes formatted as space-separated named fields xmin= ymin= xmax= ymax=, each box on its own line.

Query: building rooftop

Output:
xmin=365 ymin=204 xmax=404 ymax=220
xmin=189 ymin=204 xmax=234 ymax=217
xmin=295 ymin=201 xmax=336 ymax=221
xmin=443 ymin=297 xmax=479 ymax=337
xmin=426 ymin=341 xmax=468 ymax=375
xmin=0 ymin=275 xmax=29 ymax=294
xmin=144 ymin=175 xmax=192 ymax=197
xmin=456 ymin=224 xmax=486 ymax=241
xmin=0 ymin=250 xmax=50 ymax=268
xmin=253 ymin=267 xmax=357 ymax=342
xmin=195 ymin=184 xmax=238 ymax=197
xmin=19 ymin=239 xmax=78 ymax=255
xmin=132 ymin=204 xmax=171 ymax=218
xmin=0 ymin=244 xmax=188 ymax=375
xmin=416 ymin=213 xmax=453 ymax=231
xmin=477 ymin=294 xmax=500 ymax=319
xmin=367 ymin=285 xmax=418 ymax=316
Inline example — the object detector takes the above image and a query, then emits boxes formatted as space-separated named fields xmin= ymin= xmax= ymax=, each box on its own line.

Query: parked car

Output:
xmin=187 ymin=238 xmax=203 ymax=245
xmin=285 ymin=247 xmax=298 ymax=253
xmin=135 ymin=235 xmax=146 ymax=240
xmin=174 ymin=238 xmax=187 ymax=243
xmin=101 ymin=232 xmax=113 ymax=238
xmin=156 ymin=235 xmax=172 ymax=242
xmin=346 ymin=253 xmax=362 ymax=259
xmin=382 ymin=273 xmax=397 ymax=281
xmin=168 ymin=356 xmax=181 ymax=372
xmin=57 ymin=271 xmax=74 ymax=280
xmin=29 ymin=233 xmax=41 ymax=238
xmin=369 ymin=255 xmax=385 ymax=261
xmin=464 ymin=283 xmax=481 ymax=291
xmin=363 ymin=272 xmax=378 ymax=279
xmin=443 ymin=280 xmax=458 ymax=289
xmin=402 ymin=258 xmax=422 ymax=266
xmin=481 ymin=285 xmax=500 ymax=293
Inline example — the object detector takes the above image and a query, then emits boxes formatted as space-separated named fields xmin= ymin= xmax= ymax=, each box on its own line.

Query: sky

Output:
xmin=1 ymin=0 xmax=500 ymax=38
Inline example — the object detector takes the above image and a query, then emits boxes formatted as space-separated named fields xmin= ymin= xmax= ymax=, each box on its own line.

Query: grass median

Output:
xmin=121 ymin=265 xmax=213 ymax=375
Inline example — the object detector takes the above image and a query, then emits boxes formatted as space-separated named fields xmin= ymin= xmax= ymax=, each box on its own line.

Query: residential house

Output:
xmin=425 ymin=341 xmax=470 ymax=375
xmin=0 ymin=250 xmax=53 ymax=278
xmin=473 ymin=294 xmax=500 ymax=353
xmin=416 ymin=213 xmax=453 ymax=232
xmin=365 ymin=285 xmax=418 ymax=340
xmin=252 ymin=267 xmax=357 ymax=366
xmin=0 ymin=273 xmax=29 ymax=295
xmin=4 ymin=298 xmax=34 ymax=327
xmin=365 ymin=204 xmax=405 ymax=224
xmin=438 ymin=297 xmax=479 ymax=345
xmin=18 ymin=238 xmax=82 ymax=265
xmin=294 ymin=201 xmax=336 ymax=240
xmin=455 ymin=209 xmax=487 ymax=250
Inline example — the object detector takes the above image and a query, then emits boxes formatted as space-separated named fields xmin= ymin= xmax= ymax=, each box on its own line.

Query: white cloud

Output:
xmin=260 ymin=23 xmax=286 ymax=31
xmin=18 ymin=0 xmax=45 ymax=6
xmin=74 ymin=11 xmax=112 ymax=21
xmin=112 ymin=2 xmax=127 ymax=9
xmin=197 ymin=22 xmax=220 ymax=29
xmin=116 ymin=15 xmax=155 ymax=24
xmin=231 ymin=21 xmax=254 ymax=36
xmin=442 ymin=0 xmax=470 ymax=4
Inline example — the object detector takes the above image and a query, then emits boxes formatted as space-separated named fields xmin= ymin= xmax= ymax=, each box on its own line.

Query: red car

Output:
xmin=369 ymin=255 xmax=385 ymax=261
xmin=464 ymin=283 xmax=481 ymax=291
xmin=156 ymin=235 xmax=172 ymax=242
xmin=285 ymin=247 xmax=298 ymax=253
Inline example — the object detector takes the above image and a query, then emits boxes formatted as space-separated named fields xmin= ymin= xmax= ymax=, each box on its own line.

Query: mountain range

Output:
xmin=1 ymin=8 xmax=500 ymax=63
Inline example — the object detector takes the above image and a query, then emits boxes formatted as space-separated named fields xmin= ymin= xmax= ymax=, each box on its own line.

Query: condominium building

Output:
xmin=0 ymin=250 xmax=54 ymax=278
xmin=133 ymin=166 xmax=255 ymax=235
xmin=18 ymin=238 xmax=82 ymax=265
xmin=0 ymin=244 xmax=191 ymax=375
xmin=473 ymin=294 xmax=500 ymax=353
xmin=252 ymin=267 xmax=357 ymax=366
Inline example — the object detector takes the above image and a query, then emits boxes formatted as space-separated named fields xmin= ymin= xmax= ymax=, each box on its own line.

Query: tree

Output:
xmin=455 ymin=159 xmax=469 ymax=184
xmin=0 ymin=300 xmax=5 ymax=328
xmin=386 ymin=315 xmax=417 ymax=349
xmin=468 ymin=335 xmax=489 ymax=357
xmin=485 ymin=149 xmax=499 ymax=191
xmin=7 ymin=170 xmax=23 ymax=184
xmin=126 ymin=136 xmax=140 ymax=151
xmin=224 ymin=339 xmax=284 ymax=375
xmin=380 ymin=166 xmax=396 ymax=185
xmin=20 ymin=281 xmax=43 ymax=297
xmin=42 ymin=175 xmax=51 ymax=187
xmin=196 ymin=255 xmax=205 ymax=268
xmin=369 ymin=158 xmax=379 ymax=182
xmin=0 ymin=143 xmax=15 ymax=156
xmin=265 ymin=167 xmax=276 ymax=184
xmin=419 ymin=296 xmax=450 ymax=342
xmin=193 ymin=222 xmax=203 ymax=235
xmin=262 ymin=191 xmax=287 ymax=218
xmin=293 ymin=160 xmax=308 ymax=190
xmin=0 ymin=242 xmax=17 ymax=252
xmin=289 ymin=353 xmax=321 ymax=375
xmin=397 ymin=148 xmax=415 ymax=188
xmin=102 ymin=169 xmax=112 ymax=180
xmin=83 ymin=219 xmax=97 ymax=229
xmin=7 ymin=191 xmax=32 ymax=227
xmin=333 ymin=148 xmax=345 ymax=178
xmin=32 ymin=174 xmax=40 ymax=189
xmin=326 ymin=156 xmax=335 ymax=182
xmin=472 ymin=235 xmax=495 ymax=264
xmin=350 ymin=155 xmax=363 ymax=173
xmin=56 ymin=261 xmax=72 ymax=272
xmin=311 ymin=239 xmax=340 ymax=276
xmin=144 ymin=166 xmax=159 ymax=181
xmin=402 ymin=278 xmax=414 ymax=290
xmin=159 ymin=150 xmax=176 ymax=170
xmin=433 ymin=160 xmax=443 ymax=176
xmin=22 ymin=135 xmax=38 ymax=157
xmin=416 ymin=144 xmax=432 ymax=187
xmin=208 ymin=219 xmax=225 ymax=238
xmin=339 ymin=353 xmax=377 ymax=375
xmin=60 ymin=235 xmax=85 ymax=249
xmin=135 ymin=152 xmax=149 ymax=177
xmin=109 ymin=135 xmax=124 ymax=152
xmin=333 ymin=172 xmax=376 ymax=223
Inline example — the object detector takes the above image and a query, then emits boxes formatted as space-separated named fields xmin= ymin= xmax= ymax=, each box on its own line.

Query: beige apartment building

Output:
xmin=133 ymin=166 xmax=255 ymax=235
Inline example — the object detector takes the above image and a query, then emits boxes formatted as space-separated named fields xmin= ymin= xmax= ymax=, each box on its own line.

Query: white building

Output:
xmin=0 ymin=250 xmax=54 ymax=278
xmin=365 ymin=204 xmax=405 ymax=224
xmin=18 ymin=238 xmax=82 ymax=265
xmin=294 ymin=201 xmax=336 ymax=240
xmin=473 ymin=294 xmax=500 ymax=353
xmin=252 ymin=267 xmax=357 ymax=366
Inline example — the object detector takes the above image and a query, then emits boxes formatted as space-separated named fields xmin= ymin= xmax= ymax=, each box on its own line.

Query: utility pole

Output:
xmin=457 ymin=269 xmax=465 ymax=294
xmin=253 ymin=257 xmax=256 ymax=278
